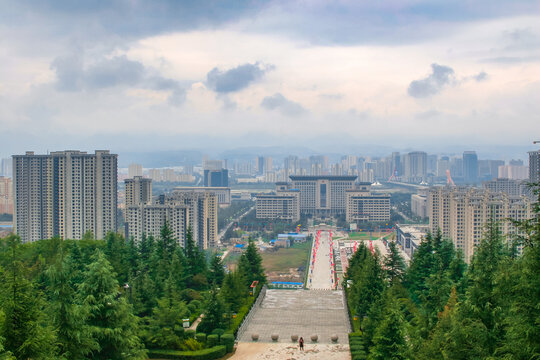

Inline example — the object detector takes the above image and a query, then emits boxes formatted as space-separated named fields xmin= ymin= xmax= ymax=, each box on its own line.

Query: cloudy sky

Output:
xmin=1 ymin=0 xmax=539 ymax=157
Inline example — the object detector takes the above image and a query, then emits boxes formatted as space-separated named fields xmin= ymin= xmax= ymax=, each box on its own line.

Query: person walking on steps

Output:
xmin=299 ymin=337 xmax=304 ymax=351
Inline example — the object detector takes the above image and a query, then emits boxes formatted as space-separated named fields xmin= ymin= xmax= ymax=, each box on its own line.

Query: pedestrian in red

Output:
xmin=299 ymin=336 xmax=304 ymax=351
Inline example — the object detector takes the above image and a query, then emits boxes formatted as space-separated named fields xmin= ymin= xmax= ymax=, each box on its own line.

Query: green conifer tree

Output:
xmin=79 ymin=250 xmax=146 ymax=359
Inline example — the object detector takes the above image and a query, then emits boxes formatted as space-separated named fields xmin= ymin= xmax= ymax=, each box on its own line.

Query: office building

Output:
xmin=0 ymin=176 xmax=13 ymax=215
xmin=255 ymin=189 xmax=300 ymax=222
xmin=13 ymin=150 xmax=117 ymax=243
xmin=289 ymin=175 xmax=357 ymax=216
xmin=428 ymin=186 xmax=533 ymax=261
xmin=128 ymin=163 xmax=143 ymax=178
xmin=125 ymin=176 xmax=152 ymax=207
xmin=204 ymin=169 xmax=229 ymax=187
xmin=463 ymin=151 xmax=479 ymax=184
xmin=345 ymin=183 xmax=390 ymax=223
xmin=396 ymin=224 xmax=429 ymax=257
xmin=529 ymin=150 xmax=540 ymax=183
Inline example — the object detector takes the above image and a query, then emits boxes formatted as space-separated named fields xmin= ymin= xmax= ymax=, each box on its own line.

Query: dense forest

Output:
xmin=0 ymin=226 xmax=265 ymax=359
xmin=345 ymin=185 xmax=540 ymax=360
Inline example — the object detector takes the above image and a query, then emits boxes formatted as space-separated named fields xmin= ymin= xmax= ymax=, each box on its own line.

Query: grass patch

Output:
xmin=261 ymin=241 xmax=312 ymax=273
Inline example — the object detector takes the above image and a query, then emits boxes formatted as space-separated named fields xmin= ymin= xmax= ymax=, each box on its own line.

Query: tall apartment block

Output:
xmin=128 ymin=163 xmax=143 ymax=178
xmin=463 ymin=151 xmax=479 ymax=184
xmin=529 ymin=150 xmax=540 ymax=183
xmin=428 ymin=186 xmax=533 ymax=261
xmin=125 ymin=190 xmax=218 ymax=249
xmin=125 ymin=176 xmax=152 ymax=207
xmin=13 ymin=150 xmax=118 ymax=243
xmin=0 ymin=176 xmax=13 ymax=215
xmin=403 ymin=151 xmax=427 ymax=183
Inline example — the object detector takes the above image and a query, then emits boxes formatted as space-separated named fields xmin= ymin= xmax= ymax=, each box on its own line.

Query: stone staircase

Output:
xmin=238 ymin=289 xmax=351 ymax=344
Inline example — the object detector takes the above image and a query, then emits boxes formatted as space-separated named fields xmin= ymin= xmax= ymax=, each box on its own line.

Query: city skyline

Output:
xmin=1 ymin=0 xmax=539 ymax=155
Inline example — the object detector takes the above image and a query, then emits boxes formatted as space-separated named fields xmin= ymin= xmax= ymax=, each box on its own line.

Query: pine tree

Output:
xmin=383 ymin=241 xmax=406 ymax=285
xmin=208 ymin=255 xmax=225 ymax=287
xmin=79 ymin=250 xmax=146 ymax=360
xmin=499 ymin=183 xmax=540 ymax=359
xmin=220 ymin=271 xmax=245 ymax=312
xmin=0 ymin=236 xmax=57 ymax=359
xmin=238 ymin=239 xmax=266 ymax=287
xmin=46 ymin=247 xmax=97 ymax=359
xmin=197 ymin=287 xmax=225 ymax=334
xmin=143 ymin=277 xmax=189 ymax=350
xmin=368 ymin=294 xmax=409 ymax=360
xmin=461 ymin=215 xmax=508 ymax=355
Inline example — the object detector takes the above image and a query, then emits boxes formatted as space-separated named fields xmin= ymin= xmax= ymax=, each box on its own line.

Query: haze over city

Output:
xmin=1 ymin=0 xmax=539 ymax=158
xmin=1 ymin=2 xmax=540 ymax=360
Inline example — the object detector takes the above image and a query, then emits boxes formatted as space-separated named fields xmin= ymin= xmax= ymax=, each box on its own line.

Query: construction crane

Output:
xmin=388 ymin=166 xmax=397 ymax=181
xmin=446 ymin=169 xmax=456 ymax=186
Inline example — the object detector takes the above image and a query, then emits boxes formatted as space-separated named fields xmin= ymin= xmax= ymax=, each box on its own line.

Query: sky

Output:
xmin=1 ymin=0 xmax=539 ymax=158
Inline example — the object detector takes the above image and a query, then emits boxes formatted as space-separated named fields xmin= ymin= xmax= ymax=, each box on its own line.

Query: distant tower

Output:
xmin=463 ymin=151 xmax=479 ymax=184
xmin=529 ymin=150 xmax=540 ymax=183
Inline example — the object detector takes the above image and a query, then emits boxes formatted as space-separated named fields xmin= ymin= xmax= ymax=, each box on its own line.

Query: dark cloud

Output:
xmin=474 ymin=71 xmax=488 ymax=81
xmin=51 ymin=54 xmax=185 ymax=104
xmin=407 ymin=63 xmax=455 ymax=98
xmin=206 ymin=63 xmax=272 ymax=93
xmin=261 ymin=93 xmax=305 ymax=116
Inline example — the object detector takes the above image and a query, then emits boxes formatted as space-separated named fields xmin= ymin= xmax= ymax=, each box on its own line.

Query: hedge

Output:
xmin=207 ymin=334 xmax=219 ymax=347
xmin=195 ymin=333 xmax=207 ymax=344
xmin=225 ymin=285 xmax=261 ymax=337
xmin=185 ymin=330 xmax=196 ymax=339
xmin=148 ymin=345 xmax=227 ymax=360
xmin=348 ymin=332 xmax=367 ymax=360
xmin=220 ymin=334 xmax=235 ymax=352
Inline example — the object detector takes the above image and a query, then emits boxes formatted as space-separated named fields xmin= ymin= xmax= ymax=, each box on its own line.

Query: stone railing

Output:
xmin=236 ymin=285 xmax=267 ymax=340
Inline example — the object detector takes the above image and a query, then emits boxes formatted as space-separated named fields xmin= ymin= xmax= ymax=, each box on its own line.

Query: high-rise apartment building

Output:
xmin=428 ymin=186 xmax=532 ymax=261
xmin=128 ymin=163 xmax=143 ymax=178
xmin=463 ymin=151 xmax=479 ymax=184
xmin=13 ymin=150 xmax=117 ymax=243
xmin=126 ymin=190 xmax=218 ymax=249
xmin=0 ymin=176 xmax=13 ymax=215
xmin=403 ymin=151 xmax=427 ymax=183
xmin=483 ymin=178 xmax=525 ymax=196
xmin=125 ymin=176 xmax=152 ymax=207
xmin=529 ymin=150 xmax=540 ymax=183
xmin=0 ymin=158 xmax=12 ymax=177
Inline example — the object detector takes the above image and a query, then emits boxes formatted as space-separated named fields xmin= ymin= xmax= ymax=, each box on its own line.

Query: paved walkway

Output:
xmin=238 ymin=289 xmax=350 ymax=344
xmin=231 ymin=343 xmax=350 ymax=359
xmin=308 ymin=231 xmax=334 ymax=290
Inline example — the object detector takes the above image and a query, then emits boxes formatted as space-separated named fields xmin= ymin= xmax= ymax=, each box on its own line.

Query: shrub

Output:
xmin=182 ymin=338 xmax=203 ymax=351
xmin=207 ymin=334 xmax=219 ymax=347
xmin=185 ymin=329 xmax=196 ymax=339
xmin=211 ymin=328 xmax=225 ymax=339
xmin=195 ymin=333 xmax=207 ymax=343
xmin=148 ymin=345 xmax=227 ymax=359
xmin=220 ymin=334 xmax=235 ymax=352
